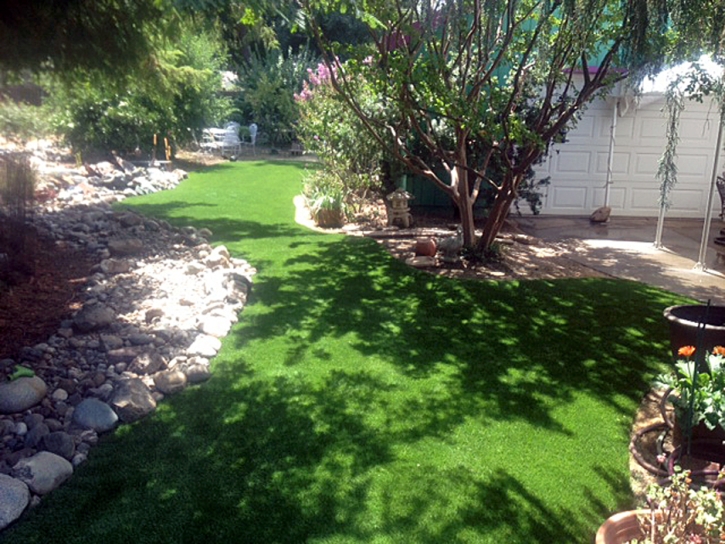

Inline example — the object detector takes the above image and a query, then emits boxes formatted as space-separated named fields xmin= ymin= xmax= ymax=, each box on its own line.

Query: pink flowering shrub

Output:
xmin=296 ymin=59 xmax=390 ymax=222
xmin=294 ymin=63 xmax=336 ymax=102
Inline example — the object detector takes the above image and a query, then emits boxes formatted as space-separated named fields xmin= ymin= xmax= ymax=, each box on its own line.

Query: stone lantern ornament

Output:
xmin=386 ymin=188 xmax=414 ymax=228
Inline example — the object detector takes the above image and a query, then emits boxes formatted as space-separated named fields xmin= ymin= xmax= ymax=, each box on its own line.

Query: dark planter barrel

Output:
xmin=663 ymin=305 xmax=725 ymax=358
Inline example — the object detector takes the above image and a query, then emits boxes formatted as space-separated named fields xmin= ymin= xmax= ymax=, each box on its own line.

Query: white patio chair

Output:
xmin=248 ymin=123 xmax=258 ymax=156
xmin=225 ymin=121 xmax=241 ymax=133
xmin=199 ymin=129 xmax=223 ymax=154
xmin=221 ymin=128 xmax=242 ymax=157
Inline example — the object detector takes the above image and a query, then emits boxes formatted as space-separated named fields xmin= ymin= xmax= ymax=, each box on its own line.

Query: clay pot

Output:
xmin=595 ymin=510 xmax=649 ymax=544
xmin=415 ymin=238 xmax=437 ymax=257
xmin=314 ymin=208 xmax=344 ymax=228
xmin=663 ymin=305 xmax=725 ymax=359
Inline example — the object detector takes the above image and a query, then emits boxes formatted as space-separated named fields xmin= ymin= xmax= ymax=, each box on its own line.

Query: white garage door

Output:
xmin=534 ymin=93 xmax=723 ymax=217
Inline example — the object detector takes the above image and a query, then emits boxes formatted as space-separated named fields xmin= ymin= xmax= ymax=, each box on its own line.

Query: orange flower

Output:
xmin=678 ymin=345 xmax=696 ymax=358
xmin=714 ymin=346 xmax=725 ymax=356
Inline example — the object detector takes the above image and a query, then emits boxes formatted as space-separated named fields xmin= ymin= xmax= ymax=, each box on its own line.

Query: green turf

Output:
xmin=3 ymin=161 xmax=691 ymax=543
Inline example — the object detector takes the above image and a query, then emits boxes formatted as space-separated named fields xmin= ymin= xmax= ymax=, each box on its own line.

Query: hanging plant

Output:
xmin=653 ymin=58 xmax=725 ymax=249
xmin=656 ymin=83 xmax=685 ymax=211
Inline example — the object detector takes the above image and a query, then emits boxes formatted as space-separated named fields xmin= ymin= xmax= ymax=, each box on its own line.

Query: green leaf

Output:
xmin=9 ymin=366 xmax=35 ymax=380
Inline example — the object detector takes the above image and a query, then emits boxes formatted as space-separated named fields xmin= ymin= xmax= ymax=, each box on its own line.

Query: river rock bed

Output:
xmin=0 ymin=142 xmax=254 ymax=529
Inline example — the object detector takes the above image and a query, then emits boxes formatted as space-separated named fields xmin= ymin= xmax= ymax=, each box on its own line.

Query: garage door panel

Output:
xmin=592 ymin=186 xmax=626 ymax=208
xmin=550 ymin=187 xmax=588 ymax=208
xmin=629 ymin=188 xmax=662 ymax=212
xmin=595 ymin=151 xmax=630 ymax=173
xmin=669 ymin=189 xmax=707 ymax=212
xmin=555 ymin=151 xmax=592 ymax=173
xmin=637 ymin=118 xmax=668 ymax=141
xmin=672 ymin=151 xmax=709 ymax=175
xmin=634 ymin=153 xmax=662 ymax=174
xmin=679 ymin=117 xmax=718 ymax=141
xmin=565 ymin=115 xmax=596 ymax=140
xmin=611 ymin=116 xmax=635 ymax=140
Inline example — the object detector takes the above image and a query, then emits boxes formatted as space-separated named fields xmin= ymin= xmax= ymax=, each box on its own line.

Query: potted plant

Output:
xmin=596 ymin=468 xmax=725 ymax=543
xmin=656 ymin=345 xmax=725 ymax=460
xmin=302 ymin=171 xmax=349 ymax=228
xmin=663 ymin=305 xmax=725 ymax=359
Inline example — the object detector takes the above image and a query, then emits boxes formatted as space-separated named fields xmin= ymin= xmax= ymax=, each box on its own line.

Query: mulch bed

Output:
xmin=0 ymin=233 xmax=95 ymax=363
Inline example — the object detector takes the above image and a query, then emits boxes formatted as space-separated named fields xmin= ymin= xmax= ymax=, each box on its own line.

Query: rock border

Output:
xmin=0 ymin=143 xmax=254 ymax=530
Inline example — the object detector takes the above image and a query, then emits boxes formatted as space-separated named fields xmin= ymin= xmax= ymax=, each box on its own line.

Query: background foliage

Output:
xmin=44 ymin=19 xmax=232 ymax=157
xmin=0 ymin=0 xmax=165 ymax=77
xmin=234 ymin=49 xmax=315 ymax=147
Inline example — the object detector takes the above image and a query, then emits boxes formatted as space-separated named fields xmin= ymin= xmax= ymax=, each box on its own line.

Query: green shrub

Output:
xmin=0 ymin=101 xmax=51 ymax=140
xmin=234 ymin=49 xmax=315 ymax=147
xmin=45 ymin=20 xmax=232 ymax=156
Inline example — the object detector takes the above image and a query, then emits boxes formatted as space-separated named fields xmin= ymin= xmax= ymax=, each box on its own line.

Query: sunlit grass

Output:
xmin=3 ymin=160 xmax=691 ymax=543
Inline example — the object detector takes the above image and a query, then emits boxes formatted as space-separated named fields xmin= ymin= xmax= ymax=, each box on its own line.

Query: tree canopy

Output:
xmin=298 ymin=0 xmax=725 ymax=251
xmin=0 ymin=0 xmax=167 ymax=77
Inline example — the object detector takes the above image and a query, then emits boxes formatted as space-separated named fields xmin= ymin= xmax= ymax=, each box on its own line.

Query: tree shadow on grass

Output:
xmin=227 ymin=233 xmax=686 ymax=434
xmin=4 ymin=169 xmax=690 ymax=543
xmin=2 ymin=229 xmax=676 ymax=543
xmin=3 ymin=365 xmax=631 ymax=544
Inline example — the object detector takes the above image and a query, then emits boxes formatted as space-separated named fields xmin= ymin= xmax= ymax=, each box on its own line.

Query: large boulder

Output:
xmin=590 ymin=206 xmax=612 ymax=223
xmin=110 ymin=378 xmax=156 ymax=423
xmin=153 ymin=370 xmax=187 ymax=395
xmin=73 ymin=303 xmax=116 ymax=333
xmin=12 ymin=451 xmax=73 ymax=495
xmin=128 ymin=352 xmax=165 ymax=375
xmin=0 ymin=376 xmax=48 ymax=414
xmin=0 ymin=474 xmax=29 ymax=529
xmin=187 ymin=334 xmax=222 ymax=358
xmin=107 ymin=237 xmax=144 ymax=256
xmin=72 ymin=398 xmax=118 ymax=433
xmin=41 ymin=432 xmax=76 ymax=461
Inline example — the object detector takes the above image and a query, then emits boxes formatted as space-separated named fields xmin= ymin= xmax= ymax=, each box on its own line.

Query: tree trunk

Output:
xmin=449 ymin=133 xmax=477 ymax=248
xmin=476 ymin=173 xmax=519 ymax=252
xmin=452 ymin=164 xmax=477 ymax=248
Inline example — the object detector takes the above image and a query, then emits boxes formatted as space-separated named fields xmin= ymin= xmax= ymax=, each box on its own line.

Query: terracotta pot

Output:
xmin=595 ymin=510 xmax=649 ymax=544
xmin=663 ymin=305 xmax=725 ymax=359
xmin=415 ymin=238 xmax=437 ymax=257
xmin=314 ymin=208 xmax=344 ymax=228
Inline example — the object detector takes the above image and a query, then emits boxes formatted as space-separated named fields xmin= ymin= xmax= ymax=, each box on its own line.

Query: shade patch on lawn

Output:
xmin=3 ymin=161 xmax=689 ymax=544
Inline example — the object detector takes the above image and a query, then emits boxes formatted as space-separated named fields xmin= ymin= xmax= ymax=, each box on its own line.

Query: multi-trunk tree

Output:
xmin=298 ymin=0 xmax=725 ymax=252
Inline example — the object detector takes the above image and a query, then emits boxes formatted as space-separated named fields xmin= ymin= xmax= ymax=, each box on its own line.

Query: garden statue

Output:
xmin=386 ymin=188 xmax=414 ymax=228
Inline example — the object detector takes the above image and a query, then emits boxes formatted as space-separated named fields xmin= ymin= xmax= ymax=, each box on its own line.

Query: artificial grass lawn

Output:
xmin=3 ymin=161 xmax=690 ymax=543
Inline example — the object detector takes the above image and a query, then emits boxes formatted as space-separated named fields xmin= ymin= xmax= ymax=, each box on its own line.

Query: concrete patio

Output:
xmin=517 ymin=215 xmax=725 ymax=304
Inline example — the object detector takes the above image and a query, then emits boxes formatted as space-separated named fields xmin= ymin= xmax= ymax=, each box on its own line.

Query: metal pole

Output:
xmin=604 ymin=99 xmax=618 ymax=207
xmin=695 ymin=106 xmax=725 ymax=271
xmin=654 ymin=204 xmax=667 ymax=249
